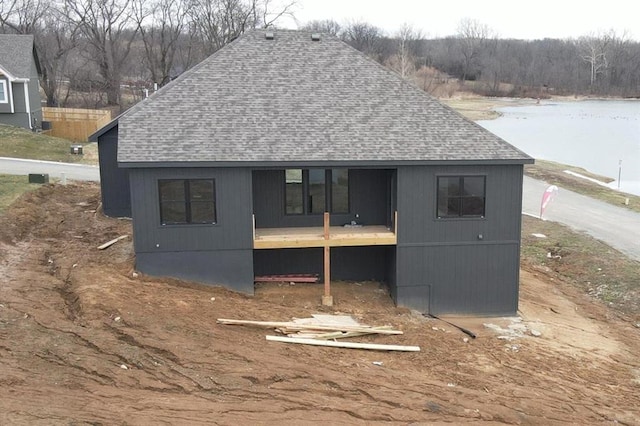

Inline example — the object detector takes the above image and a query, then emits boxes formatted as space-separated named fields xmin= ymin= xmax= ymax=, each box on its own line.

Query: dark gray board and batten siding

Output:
xmin=252 ymin=167 xmax=396 ymax=286
xmin=96 ymin=124 xmax=131 ymax=217
xmin=129 ymin=167 xmax=254 ymax=293
xmin=252 ymin=168 xmax=393 ymax=228
xmin=393 ymin=164 xmax=524 ymax=316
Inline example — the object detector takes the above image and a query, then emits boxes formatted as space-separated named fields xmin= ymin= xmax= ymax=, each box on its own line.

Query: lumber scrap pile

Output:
xmin=217 ymin=314 xmax=420 ymax=352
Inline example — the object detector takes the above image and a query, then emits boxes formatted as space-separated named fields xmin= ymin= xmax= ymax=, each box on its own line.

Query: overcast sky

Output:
xmin=279 ymin=0 xmax=637 ymax=40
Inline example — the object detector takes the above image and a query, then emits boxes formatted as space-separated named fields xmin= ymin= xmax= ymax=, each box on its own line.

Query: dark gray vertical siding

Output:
xmin=130 ymin=167 xmax=255 ymax=293
xmin=395 ymin=164 xmax=524 ymax=315
xmin=131 ymin=167 xmax=253 ymax=251
xmin=349 ymin=169 xmax=391 ymax=226
xmin=136 ymin=250 xmax=254 ymax=292
xmin=97 ymin=125 xmax=131 ymax=217
xmin=253 ymin=169 xmax=392 ymax=228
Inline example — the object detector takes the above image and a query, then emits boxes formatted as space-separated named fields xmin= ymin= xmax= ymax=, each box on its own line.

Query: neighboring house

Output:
xmin=0 ymin=34 xmax=42 ymax=130
xmin=91 ymin=30 xmax=533 ymax=316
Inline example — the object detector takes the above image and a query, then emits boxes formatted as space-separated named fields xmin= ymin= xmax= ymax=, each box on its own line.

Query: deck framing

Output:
xmin=253 ymin=225 xmax=397 ymax=249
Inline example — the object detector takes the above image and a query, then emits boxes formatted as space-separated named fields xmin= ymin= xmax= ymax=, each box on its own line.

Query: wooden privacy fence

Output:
xmin=42 ymin=107 xmax=112 ymax=141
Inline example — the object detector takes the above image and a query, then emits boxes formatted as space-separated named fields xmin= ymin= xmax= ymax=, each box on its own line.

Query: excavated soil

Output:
xmin=1 ymin=182 xmax=639 ymax=424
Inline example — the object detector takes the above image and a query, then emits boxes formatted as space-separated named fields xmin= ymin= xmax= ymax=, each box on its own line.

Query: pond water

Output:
xmin=478 ymin=99 xmax=640 ymax=196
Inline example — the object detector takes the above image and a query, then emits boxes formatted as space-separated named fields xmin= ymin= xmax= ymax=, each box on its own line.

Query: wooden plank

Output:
xmin=253 ymin=225 xmax=396 ymax=249
xmin=266 ymin=335 xmax=420 ymax=352
xmin=216 ymin=319 xmax=403 ymax=334
xmin=97 ymin=235 xmax=128 ymax=250
xmin=310 ymin=326 xmax=394 ymax=340
xmin=254 ymin=274 xmax=319 ymax=283
xmin=394 ymin=210 xmax=398 ymax=236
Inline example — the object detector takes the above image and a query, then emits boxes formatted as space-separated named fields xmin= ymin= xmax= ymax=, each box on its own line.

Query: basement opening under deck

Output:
xmin=253 ymin=212 xmax=397 ymax=305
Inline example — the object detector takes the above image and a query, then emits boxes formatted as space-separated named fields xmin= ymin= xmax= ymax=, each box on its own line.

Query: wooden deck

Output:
xmin=254 ymin=225 xmax=397 ymax=249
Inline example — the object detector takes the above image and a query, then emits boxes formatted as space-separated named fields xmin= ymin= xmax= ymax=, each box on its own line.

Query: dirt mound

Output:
xmin=1 ymin=183 xmax=639 ymax=424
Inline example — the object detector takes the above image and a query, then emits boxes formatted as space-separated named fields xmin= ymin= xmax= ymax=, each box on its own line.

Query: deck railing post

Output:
xmin=322 ymin=212 xmax=333 ymax=306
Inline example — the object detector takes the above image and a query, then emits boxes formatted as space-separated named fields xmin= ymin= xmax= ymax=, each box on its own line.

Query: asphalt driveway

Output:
xmin=0 ymin=157 xmax=99 ymax=182
xmin=523 ymin=175 xmax=640 ymax=261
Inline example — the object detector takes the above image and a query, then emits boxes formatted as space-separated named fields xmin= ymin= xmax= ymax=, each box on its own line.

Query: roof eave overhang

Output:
xmin=117 ymin=158 xmax=535 ymax=169
xmin=0 ymin=65 xmax=17 ymax=81
xmin=89 ymin=118 xmax=119 ymax=141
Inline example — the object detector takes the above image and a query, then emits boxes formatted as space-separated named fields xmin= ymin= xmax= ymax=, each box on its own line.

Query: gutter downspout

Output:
xmin=7 ymin=79 xmax=15 ymax=113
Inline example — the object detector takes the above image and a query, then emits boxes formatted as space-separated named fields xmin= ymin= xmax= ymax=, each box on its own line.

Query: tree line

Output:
xmin=1 ymin=1 xmax=638 ymax=112
xmin=306 ymin=19 xmax=640 ymax=99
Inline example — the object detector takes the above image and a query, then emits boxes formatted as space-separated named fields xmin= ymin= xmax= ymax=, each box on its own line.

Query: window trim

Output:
xmin=436 ymin=175 xmax=486 ymax=219
xmin=0 ymin=80 xmax=8 ymax=104
xmin=284 ymin=169 xmax=350 ymax=216
xmin=158 ymin=179 xmax=217 ymax=226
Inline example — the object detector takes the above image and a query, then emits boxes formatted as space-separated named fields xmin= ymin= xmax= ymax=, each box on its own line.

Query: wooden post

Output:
xmin=394 ymin=210 xmax=398 ymax=235
xmin=252 ymin=214 xmax=256 ymax=244
xmin=322 ymin=212 xmax=333 ymax=306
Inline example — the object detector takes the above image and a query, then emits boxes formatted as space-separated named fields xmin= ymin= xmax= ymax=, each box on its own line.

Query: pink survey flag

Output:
xmin=540 ymin=185 xmax=558 ymax=219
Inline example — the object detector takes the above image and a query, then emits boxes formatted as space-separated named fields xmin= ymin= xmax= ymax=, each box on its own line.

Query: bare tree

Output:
xmin=250 ymin=0 xmax=296 ymax=28
xmin=0 ymin=0 xmax=80 ymax=106
xmin=0 ymin=0 xmax=47 ymax=33
xmin=578 ymin=32 xmax=611 ymax=89
xmin=133 ymin=0 xmax=191 ymax=86
xmin=456 ymin=18 xmax=494 ymax=82
xmin=64 ymin=0 xmax=139 ymax=107
xmin=300 ymin=19 xmax=341 ymax=36
xmin=188 ymin=0 xmax=295 ymax=56
xmin=341 ymin=21 xmax=385 ymax=61
xmin=38 ymin=12 xmax=81 ymax=106
xmin=387 ymin=23 xmax=422 ymax=78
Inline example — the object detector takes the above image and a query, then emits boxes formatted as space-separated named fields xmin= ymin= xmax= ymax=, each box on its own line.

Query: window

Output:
xmin=159 ymin=179 xmax=216 ymax=225
xmin=0 ymin=80 xmax=7 ymax=103
xmin=285 ymin=169 xmax=349 ymax=215
xmin=285 ymin=169 xmax=303 ymax=214
xmin=437 ymin=176 xmax=485 ymax=218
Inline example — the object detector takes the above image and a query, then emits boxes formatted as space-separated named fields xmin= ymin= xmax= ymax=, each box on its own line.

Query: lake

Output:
xmin=478 ymin=99 xmax=640 ymax=196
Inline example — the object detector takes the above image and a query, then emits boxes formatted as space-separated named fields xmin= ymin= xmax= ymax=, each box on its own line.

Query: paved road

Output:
xmin=1 ymin=157 xmax=638 ymax=261
xmin=523 ymin=175 xmax=640 ymax=261
xmin=0 ymin=157 xmax=100 ymax=182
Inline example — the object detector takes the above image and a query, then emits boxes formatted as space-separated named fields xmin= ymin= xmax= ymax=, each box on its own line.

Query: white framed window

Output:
xmin=0 ymin=80 xmax=8 ymax=103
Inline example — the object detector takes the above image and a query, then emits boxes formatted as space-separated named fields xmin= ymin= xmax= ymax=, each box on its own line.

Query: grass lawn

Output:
xmin=521 ymin=215 xmax=640 ymax=317
xmin=0 ymin=124 xmax=98 ymax=165
xmin=441 ymin=97 xmax=536 ymax=121
xmin=525 ymin=159 xmax=640 ymax=214
xmin=0 ymin=174 xmax=43 ymax=215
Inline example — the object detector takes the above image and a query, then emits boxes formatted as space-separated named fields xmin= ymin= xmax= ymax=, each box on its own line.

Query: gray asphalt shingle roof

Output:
xmin=119 ymin=29 xmax=531 ymax=164
xmin=0 ymin=34 xmax=36 ymax=79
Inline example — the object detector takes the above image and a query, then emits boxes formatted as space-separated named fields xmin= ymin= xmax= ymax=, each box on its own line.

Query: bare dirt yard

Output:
xmin=1 ymin=183 xmax=639 ymax=425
